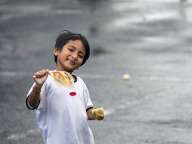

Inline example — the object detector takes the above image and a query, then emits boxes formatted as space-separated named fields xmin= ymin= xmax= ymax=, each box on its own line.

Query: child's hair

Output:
xmin=54 ymin=30 xmax=90 ymax=65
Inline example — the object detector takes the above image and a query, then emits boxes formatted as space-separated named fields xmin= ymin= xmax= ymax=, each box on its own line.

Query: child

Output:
xmin=26 ymin=30 xmax=104 ymax=144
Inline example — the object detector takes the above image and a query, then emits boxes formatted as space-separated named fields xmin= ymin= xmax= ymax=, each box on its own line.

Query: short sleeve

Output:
xmin=26 ymin=83 xmax=47 ymax=110
xmin=81 ymin=80 xmax=93 ymax=110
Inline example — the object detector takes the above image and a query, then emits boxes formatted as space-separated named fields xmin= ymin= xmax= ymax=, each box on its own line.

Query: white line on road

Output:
xmin=105 ymin=97 xmax=148 ymax=116
xmin=7 ymin=129 xmax=39 ymax=141
xmin=1 ymin=71 xmax=192 ymax=83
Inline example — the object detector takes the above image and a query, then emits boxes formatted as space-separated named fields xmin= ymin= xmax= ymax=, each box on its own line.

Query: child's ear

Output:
xmin=53 ymin=48 xmax=60 ymax=56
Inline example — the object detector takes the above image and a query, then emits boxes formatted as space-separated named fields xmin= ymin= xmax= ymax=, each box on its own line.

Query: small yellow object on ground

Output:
xmin=122 ymin=73 xmax=130 ymax=80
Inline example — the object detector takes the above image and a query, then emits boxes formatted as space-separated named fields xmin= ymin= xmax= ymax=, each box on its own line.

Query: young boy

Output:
xmin=26 ymin=30 xmax=104 ymax=144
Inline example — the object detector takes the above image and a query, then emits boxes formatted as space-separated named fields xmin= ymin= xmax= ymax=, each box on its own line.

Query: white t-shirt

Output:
xmin=27 ymin=75 xmax=94 ymax=144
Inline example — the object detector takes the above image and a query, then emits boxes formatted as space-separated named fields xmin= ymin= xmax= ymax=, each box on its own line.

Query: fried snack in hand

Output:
xmin=91 ymin=107 xmax=105 ymax=120
xmin=48 ymin=71 xmax=74 ymax=87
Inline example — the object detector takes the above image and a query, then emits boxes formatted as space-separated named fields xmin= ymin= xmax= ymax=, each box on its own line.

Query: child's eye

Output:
xmin=78 ymin=55 xmax=84 ymax=59
xmin=68 ymin=47 xmax=75 ymax=52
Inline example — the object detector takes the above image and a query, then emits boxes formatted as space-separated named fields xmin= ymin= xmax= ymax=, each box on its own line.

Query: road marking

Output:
xmin=0 ymin=71 xmax=31 ymax=76
xmin=105 ymin=99 xmax=144 ymax=116
xmin=7 ymin=129 xmax=39 ymax=141
xmin=0 ymin=71 xmax=192 ymax=82
xmin=104 ymin=89 xmax=167 ymax=117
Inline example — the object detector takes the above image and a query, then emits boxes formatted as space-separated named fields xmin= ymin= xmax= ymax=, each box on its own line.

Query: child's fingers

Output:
xmin=92 ymin=107 xmax=105 ymax=120
xmin=96 ymin=108 xmax=105 ymax=120
xmin=33 ymin=69 xmax=49 ymax=78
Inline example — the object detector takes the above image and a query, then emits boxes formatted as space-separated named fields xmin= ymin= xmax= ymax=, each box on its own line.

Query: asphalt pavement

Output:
xmin=1 ymin=0 xmax=192 ymax=144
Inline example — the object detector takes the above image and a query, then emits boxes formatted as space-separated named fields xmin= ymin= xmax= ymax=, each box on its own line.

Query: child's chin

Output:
xmin=64 ymin=66 xmax=76 ymax=72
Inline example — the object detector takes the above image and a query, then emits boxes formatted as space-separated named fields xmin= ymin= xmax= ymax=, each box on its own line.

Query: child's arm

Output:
xmin=26 ymin=69 xmax=48 ymax=109
xmin=87 ymin=107 xmax=105 ymax=120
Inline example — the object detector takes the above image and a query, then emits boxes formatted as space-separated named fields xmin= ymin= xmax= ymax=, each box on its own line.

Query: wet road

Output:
xmin=1 ymin=0 xmax=192 ymax=144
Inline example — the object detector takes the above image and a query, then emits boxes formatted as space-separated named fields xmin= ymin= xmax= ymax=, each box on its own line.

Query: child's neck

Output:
xmin=55 ymin=67 xmax=73 ymax=74
xmin=55 ymin=63 xmax=73 ymax=73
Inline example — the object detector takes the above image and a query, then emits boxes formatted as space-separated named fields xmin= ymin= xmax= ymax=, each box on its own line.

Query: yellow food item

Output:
xmin=91 ymin=107 xmax=105 ymax=120
xmin=49 ymin=71 xmax=74 ymax=87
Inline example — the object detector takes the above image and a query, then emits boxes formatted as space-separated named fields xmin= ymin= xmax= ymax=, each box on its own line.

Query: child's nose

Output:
xmin=72 ymin=52 xmax=78 ymax=59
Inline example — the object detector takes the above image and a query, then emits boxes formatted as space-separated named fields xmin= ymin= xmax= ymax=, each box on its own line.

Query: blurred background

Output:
xmin=1 ymin=0 xmax=192 ymax=143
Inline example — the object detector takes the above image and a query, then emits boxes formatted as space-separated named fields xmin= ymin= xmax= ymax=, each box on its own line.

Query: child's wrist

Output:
xmin=34 ymin=83 xmax=43 ymax=89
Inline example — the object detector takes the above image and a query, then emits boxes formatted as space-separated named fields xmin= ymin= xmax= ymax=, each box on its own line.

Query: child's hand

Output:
xmin=33 ymin=69 xmax=49 ymax=87
xmin=91 ymin=107 xmax=105 ymax=120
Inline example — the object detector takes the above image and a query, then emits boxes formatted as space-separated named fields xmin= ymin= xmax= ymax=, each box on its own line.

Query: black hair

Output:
xmin=54 ymin=30 xmax=90 ymax=65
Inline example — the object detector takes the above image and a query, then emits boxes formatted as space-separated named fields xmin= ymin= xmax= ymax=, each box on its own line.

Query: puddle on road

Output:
xmin=148 ymin=119 xmax=192 ymax=129
xmin=91 ymin=46 xmax=109 ymax=56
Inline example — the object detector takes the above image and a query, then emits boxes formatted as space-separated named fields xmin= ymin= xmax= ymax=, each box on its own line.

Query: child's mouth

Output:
xmin=68 ymin=59 xmax=76 ymax=65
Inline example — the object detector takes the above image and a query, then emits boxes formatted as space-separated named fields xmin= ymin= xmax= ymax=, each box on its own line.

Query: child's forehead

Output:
xmin=66 ymin=39 xmax=84 ymax=47
xmin=65 ymin=39 xmax=86 ymax=52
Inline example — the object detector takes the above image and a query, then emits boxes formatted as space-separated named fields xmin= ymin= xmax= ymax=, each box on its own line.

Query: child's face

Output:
xmin=54 ymin=39 xmax=86 ymax=73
